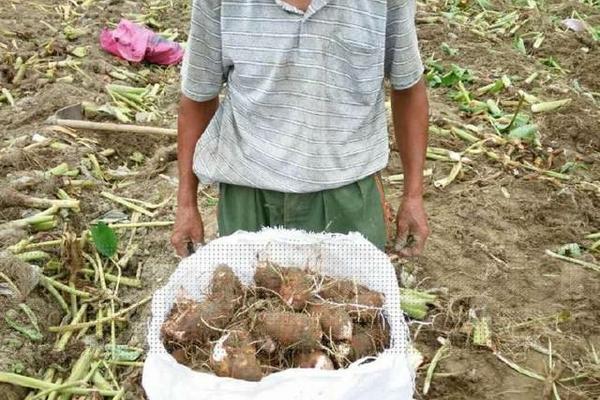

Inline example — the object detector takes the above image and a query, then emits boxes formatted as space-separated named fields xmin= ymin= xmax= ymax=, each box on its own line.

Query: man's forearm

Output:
xmin=177 ymin=96 xmax=219 ymax=207
xmin=391 ymin=79 xmax=429 ymax=198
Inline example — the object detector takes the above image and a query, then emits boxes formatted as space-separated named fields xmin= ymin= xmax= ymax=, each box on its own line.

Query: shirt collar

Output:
xmin=305 ymin=0 xmax=329 ymax=18
xmin=274 ymin=0 xmax=329 ymax=18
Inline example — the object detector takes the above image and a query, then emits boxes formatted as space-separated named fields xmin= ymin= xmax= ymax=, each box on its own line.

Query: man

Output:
xmin=171 ymin=0 xmax=429 ymax=257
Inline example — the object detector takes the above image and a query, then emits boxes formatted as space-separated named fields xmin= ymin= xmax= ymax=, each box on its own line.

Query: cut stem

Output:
xmin=109 ymin=221 xmax=173 ymax=229
xmin=48 ymin=296 xmax=151 ymax=333
xmin=0 ymin=207 xmax=58 ymax=231
xmin=39 ymin=278 xmax=71 ymax=317
xmin=423 ymin=339 xmax=450 ymax=395
xmin=101 ymin=192 xmax=154 ymax=217
xmin=1 ymin=188 xmax=79 ymax=210
xmin=0 ymin=372 xmax=118 ymax=397
xmin=80 ymin=269 xmax=142 ymax=288
xmin=38 ymin=275 xmax=92 ymax=298
xmin=16 ymin=251 xmax=50 ymax=262
xmin=495 ymin=353 xmax=545 ymax=381
xmin=545 ymin=250 xmax=600 ymax=273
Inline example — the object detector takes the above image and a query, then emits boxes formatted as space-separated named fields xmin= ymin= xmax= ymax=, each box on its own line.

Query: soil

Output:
xmin=1 ymin=0 xmax=599 ymax=399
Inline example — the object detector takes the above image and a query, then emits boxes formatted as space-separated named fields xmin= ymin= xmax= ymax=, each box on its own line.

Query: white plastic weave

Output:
xmin=143 ymin=229 xmax=414 ymax=400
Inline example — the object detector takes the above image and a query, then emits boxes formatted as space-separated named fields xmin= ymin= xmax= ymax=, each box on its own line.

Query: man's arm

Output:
xmin=171 ymin=96 xmax=219 ymax=257
xmin=171 ymin=0 xmax=225 ymax=256
xmin=391 ymin=79 xmax=430 ymax=256
xmin=386 ymin=0 xmax=429 ymax=256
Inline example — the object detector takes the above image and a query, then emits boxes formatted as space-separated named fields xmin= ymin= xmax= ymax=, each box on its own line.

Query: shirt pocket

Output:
xmin=325 ymin=33 xmax=384 ymax=105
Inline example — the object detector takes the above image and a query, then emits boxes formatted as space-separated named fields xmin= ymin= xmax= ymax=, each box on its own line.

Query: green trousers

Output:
xmin=217 ymin=175 xmax=387 ymax=250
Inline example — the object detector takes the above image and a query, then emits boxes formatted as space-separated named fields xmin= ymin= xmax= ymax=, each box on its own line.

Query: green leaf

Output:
xmin=494 ymin=112 xmax=531 ymax=132
xmin=10 ymin=362 xmax=25 ymax=374
xmin=508 ymin=124 xmax=538 ymax=142
xmin=129 ymin=151 xmax=145 ymax=163
xmin=91 ymin=222 xmax=118 ymax=258
xmin=440 ymin=64 xmax=474 ymax=87
xmin=488 ymin=79 xmax=506 ymax=95
xmin=104 ymin=344 xmax=143 ymax=361
xmin=559 ymin=161 xmax=587 ymax=174
xmin=203 ymin=197 xmax=218 ymax=207
xmin=556 ymin=243 xmax=582 ymax=257
xmin=427 ymin=74 xmax=442 ymax=87
xmin=476 ymin=0 xmax=491 ymax=9
xmin=441 ymin=42 xmax=458 ymax=56
xmin=70 ymin=46 xmax=87 ymax=58
xmin=541 ymin=57 xmax=565 ymax=73
xmin=425 ymin=56 xmax=445 ymax=73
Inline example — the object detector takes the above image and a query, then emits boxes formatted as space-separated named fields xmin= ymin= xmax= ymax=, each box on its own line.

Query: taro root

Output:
xmin=253 ymin=260 xmax=283 ymax=292
xmin=171 ymin=348 xmax=190 ymax=365
xmin=254 ymin=335 xmax=278 ymax=355
xmin=348 ymin=322 xmax=390 ymax=362
xmin=210 ymin=331 xmax=263 ymax=382
xmin=318 ymin=279 xmax=364 ymax=301
xmin=318 ymin=279 xmax=385 ymax=322
xmin=293 ymin=350 xmax=334 ymax=370
xmin=371 ymin=317 xmax=391 ymax=349
xmin=161 ymin=265 xmax=242 ymax=345
xmin=163 ymin=263 xmax=392 ymax=378
xmin=278 ymin=268 xmax=312 ymax=310
xmin=255 ymin=311 xmax=322 ymax=350
xmin=161 ymin=298 xmax=235 ymax=344
xmin=255 ymin=263 xmax=313 ymax=311
xmin=210 ymin=264 xmax=243 ymax=301
xmin=332 ymin=341 xmax=353 ymax=367
xmin=308 ymin=302 xmax=353 ymax=341
xmin=346 ymin=291 xmax=385 ymax=322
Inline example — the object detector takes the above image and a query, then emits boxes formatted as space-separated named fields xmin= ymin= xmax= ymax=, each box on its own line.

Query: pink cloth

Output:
xmin=100 ymin=19 xmax=183 ymax=65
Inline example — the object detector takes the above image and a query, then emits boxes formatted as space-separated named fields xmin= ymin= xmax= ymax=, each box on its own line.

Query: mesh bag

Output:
xmin=143 ymin=229 xmax=414 ymax=400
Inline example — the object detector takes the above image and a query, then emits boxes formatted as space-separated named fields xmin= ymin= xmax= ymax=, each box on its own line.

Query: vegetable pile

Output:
xmin=161 ymin=262 xmax=391 ymax=381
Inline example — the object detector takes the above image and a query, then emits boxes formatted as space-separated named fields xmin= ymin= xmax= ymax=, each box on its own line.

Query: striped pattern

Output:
xmin=182 ymin=0 xmax=423 ymax=193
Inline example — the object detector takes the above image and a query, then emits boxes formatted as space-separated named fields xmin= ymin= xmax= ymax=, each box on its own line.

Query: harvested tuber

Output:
xmin=256 ymin=311 xmax=322 ymax=350
xmin=162 ymin=265 xmax=242 ymax=345
xmin=254 ymin=260 xmax=284 ymax=292
xmin=161 ymin=298 xmax=235 ymax=344
xmin=349 ymin=329 xmax=378 ymax=361
xmin=346 ymin=291 xmax=385 ymax=322
xmin=319 ymin=279 xmax=384 ymax=322
xmin=278 ymin=268 xmax=313 ymax=310
xmin=162 ymin=262 xmax=392 ymax=380
xmin=254 ymin=335 xmax=278 ymax=355
xmin=210 ymin=264 xmax=243 ymax=301
xmin=210 ymin=331 xmax=263 ymax=382
xmin=308 ymin=302 xmax=353 ymax=341
xmin=171 ymin=348 xmax=191 ymax=365
xmin=318 ymin=279 xmax=364 ymax=301
xmin=348 ymin=322 xmax=390 ymax=362
xmin=294 ymin=350 xmax=334 ymax=370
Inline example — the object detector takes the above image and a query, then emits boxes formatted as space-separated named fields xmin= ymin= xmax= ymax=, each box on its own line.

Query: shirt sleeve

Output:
xmin=385 ymin=0 xmax=424 ymax=90
xmin=181 ymin=0 xmax=225 ymax=102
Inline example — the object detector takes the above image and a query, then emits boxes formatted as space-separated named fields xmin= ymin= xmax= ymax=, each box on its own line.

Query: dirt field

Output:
xmin=1 ymin=0 xmax=599 ymax=399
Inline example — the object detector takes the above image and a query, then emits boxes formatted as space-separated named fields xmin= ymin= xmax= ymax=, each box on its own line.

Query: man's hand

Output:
xmin=395 ymin=196 xmax=429 ymax=257
xmin=171 ymin=205 xmax=204 ymax=257
xmin=171 ymin=95 xmax=218 ymax=257
xmin=390 ymin=79 xmax=429 ymax=257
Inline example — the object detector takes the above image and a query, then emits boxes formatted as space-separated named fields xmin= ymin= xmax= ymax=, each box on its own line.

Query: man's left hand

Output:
xmin=394 ymin=196 xmax=429 ymax=257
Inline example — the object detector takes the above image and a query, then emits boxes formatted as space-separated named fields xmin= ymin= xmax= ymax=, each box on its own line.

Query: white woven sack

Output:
xmin=143 ymin=228 xmax=415 ymax=400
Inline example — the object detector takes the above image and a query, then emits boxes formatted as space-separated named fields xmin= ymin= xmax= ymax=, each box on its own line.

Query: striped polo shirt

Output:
xmin=182 ymin=0 xmax=423 ymax=193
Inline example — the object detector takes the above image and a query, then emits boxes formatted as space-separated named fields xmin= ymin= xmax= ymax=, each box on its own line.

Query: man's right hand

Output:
xmin=171 ymin=95 xmax=219 ymax=257
xmin=171 ymin=205 xmax=204 ymax=257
